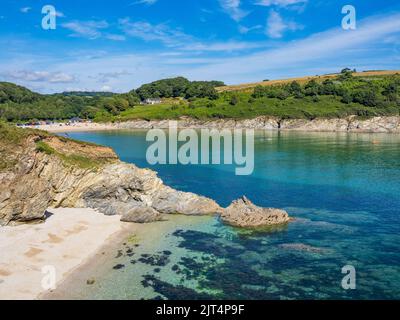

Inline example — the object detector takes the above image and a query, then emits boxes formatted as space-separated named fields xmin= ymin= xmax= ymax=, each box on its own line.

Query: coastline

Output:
xmin=37 ymin=116 xmax=400 ymax=133
xmin=0 ymin=208 xmax=136 ymax=300
xmin=41 ymin=214 xmax=214 ymax=300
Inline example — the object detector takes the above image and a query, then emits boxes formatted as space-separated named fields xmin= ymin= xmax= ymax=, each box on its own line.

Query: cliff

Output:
xmin=0 ymin=124 xmax=221 ymax=226
xmin=97 ymin=115 xmax=400 ymax=133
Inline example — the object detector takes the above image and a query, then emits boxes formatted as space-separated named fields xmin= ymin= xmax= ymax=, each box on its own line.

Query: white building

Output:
xmin=144 ymin=98 xmax=162 ymax=105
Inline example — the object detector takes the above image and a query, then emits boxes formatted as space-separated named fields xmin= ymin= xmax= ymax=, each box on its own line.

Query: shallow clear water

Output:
xmin=62 ymin=130 xmax=400 ymax=300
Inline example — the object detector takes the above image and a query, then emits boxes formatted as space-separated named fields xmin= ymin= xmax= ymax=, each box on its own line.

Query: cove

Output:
xmin=53 ymin=129 xmax=400 ymax=300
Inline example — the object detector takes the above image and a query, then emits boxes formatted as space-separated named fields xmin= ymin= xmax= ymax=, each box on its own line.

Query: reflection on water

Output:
xmin=58 ymin=130 xmax=400 ymax=300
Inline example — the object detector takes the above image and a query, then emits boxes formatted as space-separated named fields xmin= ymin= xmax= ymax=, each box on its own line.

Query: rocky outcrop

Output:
xmin=221 ymin=196 xmax=290 ymax=228
xmin=106 ymin=116 xmax=400 ymax=133
xmin=0 ymin=132 xmax=221 ymax=226
xmin=347 ymin=116 xmax=400 ymax=133
xmin=279 ymin=118 xmax=350 ymax=132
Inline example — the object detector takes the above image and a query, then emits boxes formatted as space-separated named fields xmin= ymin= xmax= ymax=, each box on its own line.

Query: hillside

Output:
xmin=111 ymin=70 xmax=400 ymax=121
xmin=216 ymin=70 xmax=400 ymax=93
xmin=0 ymin=77 xmax=222 ymax=122
xmin=1 ymin=70 xmax=399 ymax=122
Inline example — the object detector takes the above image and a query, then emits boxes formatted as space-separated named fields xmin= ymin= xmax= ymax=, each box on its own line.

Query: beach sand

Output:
xmin=35 ymin=123 xmax=117 ymax=133
xmin=0 ymin=208 xmax=134 ymax=300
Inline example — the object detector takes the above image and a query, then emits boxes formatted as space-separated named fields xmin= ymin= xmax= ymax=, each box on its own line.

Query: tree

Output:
xmin=135 ymin=77 xmax=222 ymax=101
xmin=289 ymin=81 xmax=303 ymax=98
xmin=229 ymin=94 xmax=239 ymax=105
xmin=341 ymin=91 xmax=352 ymax=104
xmin=185 ymin=82 xmax=218 ymax=100
xmin=338 ymin=68 xmax=354 ymax=81
xmin=252 ymin=85 xmax=266 ymax=98
xmin=352 ymin=89 xmax=378 ymax=107
xmin=305 ymin=80 xmax=320 ymax=96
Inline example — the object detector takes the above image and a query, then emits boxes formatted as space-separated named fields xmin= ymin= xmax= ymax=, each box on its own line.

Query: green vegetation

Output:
xmin=1 ymin=70 xmax=399 ymax=123
xmin=35 ymin=140 xmax=55 ymax=155
xmin=57 ymin=152 xmax=104 ymax=170
xmin=35 ymin=140 xmax=113 ymax=170
xmin=0 ymin=121 xmax=47 ymax=170
xmin=135 ymin=77 xmax=224 ymax=100
xmin=0 ymin=77 xmax=223 ymax=122
xmin=0 ymin=120 xmax=49 ymax=144
xmin=0 ymin=122 xmax=111 ymax=171
xmin=111 ymin=71 xmax=400 ymax=121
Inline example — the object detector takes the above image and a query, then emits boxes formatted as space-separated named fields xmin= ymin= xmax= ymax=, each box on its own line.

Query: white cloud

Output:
xmin=54 ymin=11 xmax=65 ymax=18
xmin=100 ymin=85 xmax=112 ymax=91
xmin=187 ymin=12 xmax=400 ymax=81
xmin=95 ymin=70 xmax=133 ymax=83
xmin=218 ymin=0 xmax=248 ymax=21
xmin=238 ymin=24 xmax=263 ymax=34
xmin=266 ymin=10 xmax=302 ymax=38
xmin=255 ymin=0 xmax=307 ymax=7
xmin=131 ymin=0 xmax=158 ymax=5
xmin=105 ymin=34 xmax=126 ymax=41
xmin=2 ymin=12 xmax=399 ymax=93
xmin=20 ymin=7 xmax=31 ymax=13
xmin=119 ymin=19 xmax=193 ymax=46
xmin=181 ymin=41 xmax=271 ymax=52
xmin=119 ymin=18 xmax=268 ymax=52
xmin=62 ymin=20 xmax=109 ymax=39
xmin=3 ymin=70 xmax=75 ymax=83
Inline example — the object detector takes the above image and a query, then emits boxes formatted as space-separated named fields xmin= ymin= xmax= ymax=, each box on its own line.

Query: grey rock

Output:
xmin=221 ymin=196 xmax=290 ymax=228
xmin=0 ymin=135 xmax=222 ymax=225
xmin=121 ymin=206 xmax=163 ymax=223
xmin=110 ymin=116 xmax=400 ymax=133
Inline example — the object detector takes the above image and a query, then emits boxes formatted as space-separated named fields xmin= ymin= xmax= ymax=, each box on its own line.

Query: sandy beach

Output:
xmin=35 ymin=123 xmax=117 ymax=133
xmin=0 ymin=208 xmax=134 ymax=300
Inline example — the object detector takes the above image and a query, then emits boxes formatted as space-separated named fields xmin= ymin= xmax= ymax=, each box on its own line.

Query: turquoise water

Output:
xmin=63 ymin=130 xmax=400 ymax=300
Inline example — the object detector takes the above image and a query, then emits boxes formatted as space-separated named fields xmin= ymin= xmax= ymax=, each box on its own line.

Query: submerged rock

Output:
xmin=221 ymin=196 xmax=290 ymax=228
xmin=279 ymin=243 xmax=326 ymax=254
xmin=113 ymin=264 xmax=125 ymax=270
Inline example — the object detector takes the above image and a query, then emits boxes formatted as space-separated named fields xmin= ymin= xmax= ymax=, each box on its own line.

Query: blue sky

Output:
xmin=0 ymin=0 xmax=399 ymax=93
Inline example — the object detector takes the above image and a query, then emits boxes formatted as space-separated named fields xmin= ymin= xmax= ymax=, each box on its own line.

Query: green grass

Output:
xmin=0 ymin=122 xmax=49 ymax=171
xmin=35 ymin=140 xmax=104 ymax=170
xmin=106 ymin=93 xmax=398 ymax=122
xmin=0 ymin=122 xmax=111 ymax=172
xmin=35 ymin=141 xmax=55 ymax=155
xmin=0 ymin=121 xmax=49 ymax=144
xmin=59 ymin=153 xmax=102 ymax=170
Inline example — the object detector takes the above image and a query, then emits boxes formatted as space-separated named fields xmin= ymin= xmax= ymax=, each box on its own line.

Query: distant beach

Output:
xmin=35 ymin=122 xmax=117 ymax=133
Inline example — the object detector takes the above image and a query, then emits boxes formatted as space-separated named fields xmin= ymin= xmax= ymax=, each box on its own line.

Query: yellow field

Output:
xmin=216 ymin=70 xmax=400 ymax=93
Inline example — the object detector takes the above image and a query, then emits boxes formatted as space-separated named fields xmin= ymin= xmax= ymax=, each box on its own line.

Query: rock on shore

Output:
xmin=0 ymin=131 xmax=221 ymax=226
xmin=221 ymin=196 xmax=290 ymax=228
xmin=0 ymin=126 xmax=289 ymax=228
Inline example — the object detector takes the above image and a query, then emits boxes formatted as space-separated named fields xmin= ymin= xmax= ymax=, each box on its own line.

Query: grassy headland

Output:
xmin=0 ymin=122 xmax=117 ymax=171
